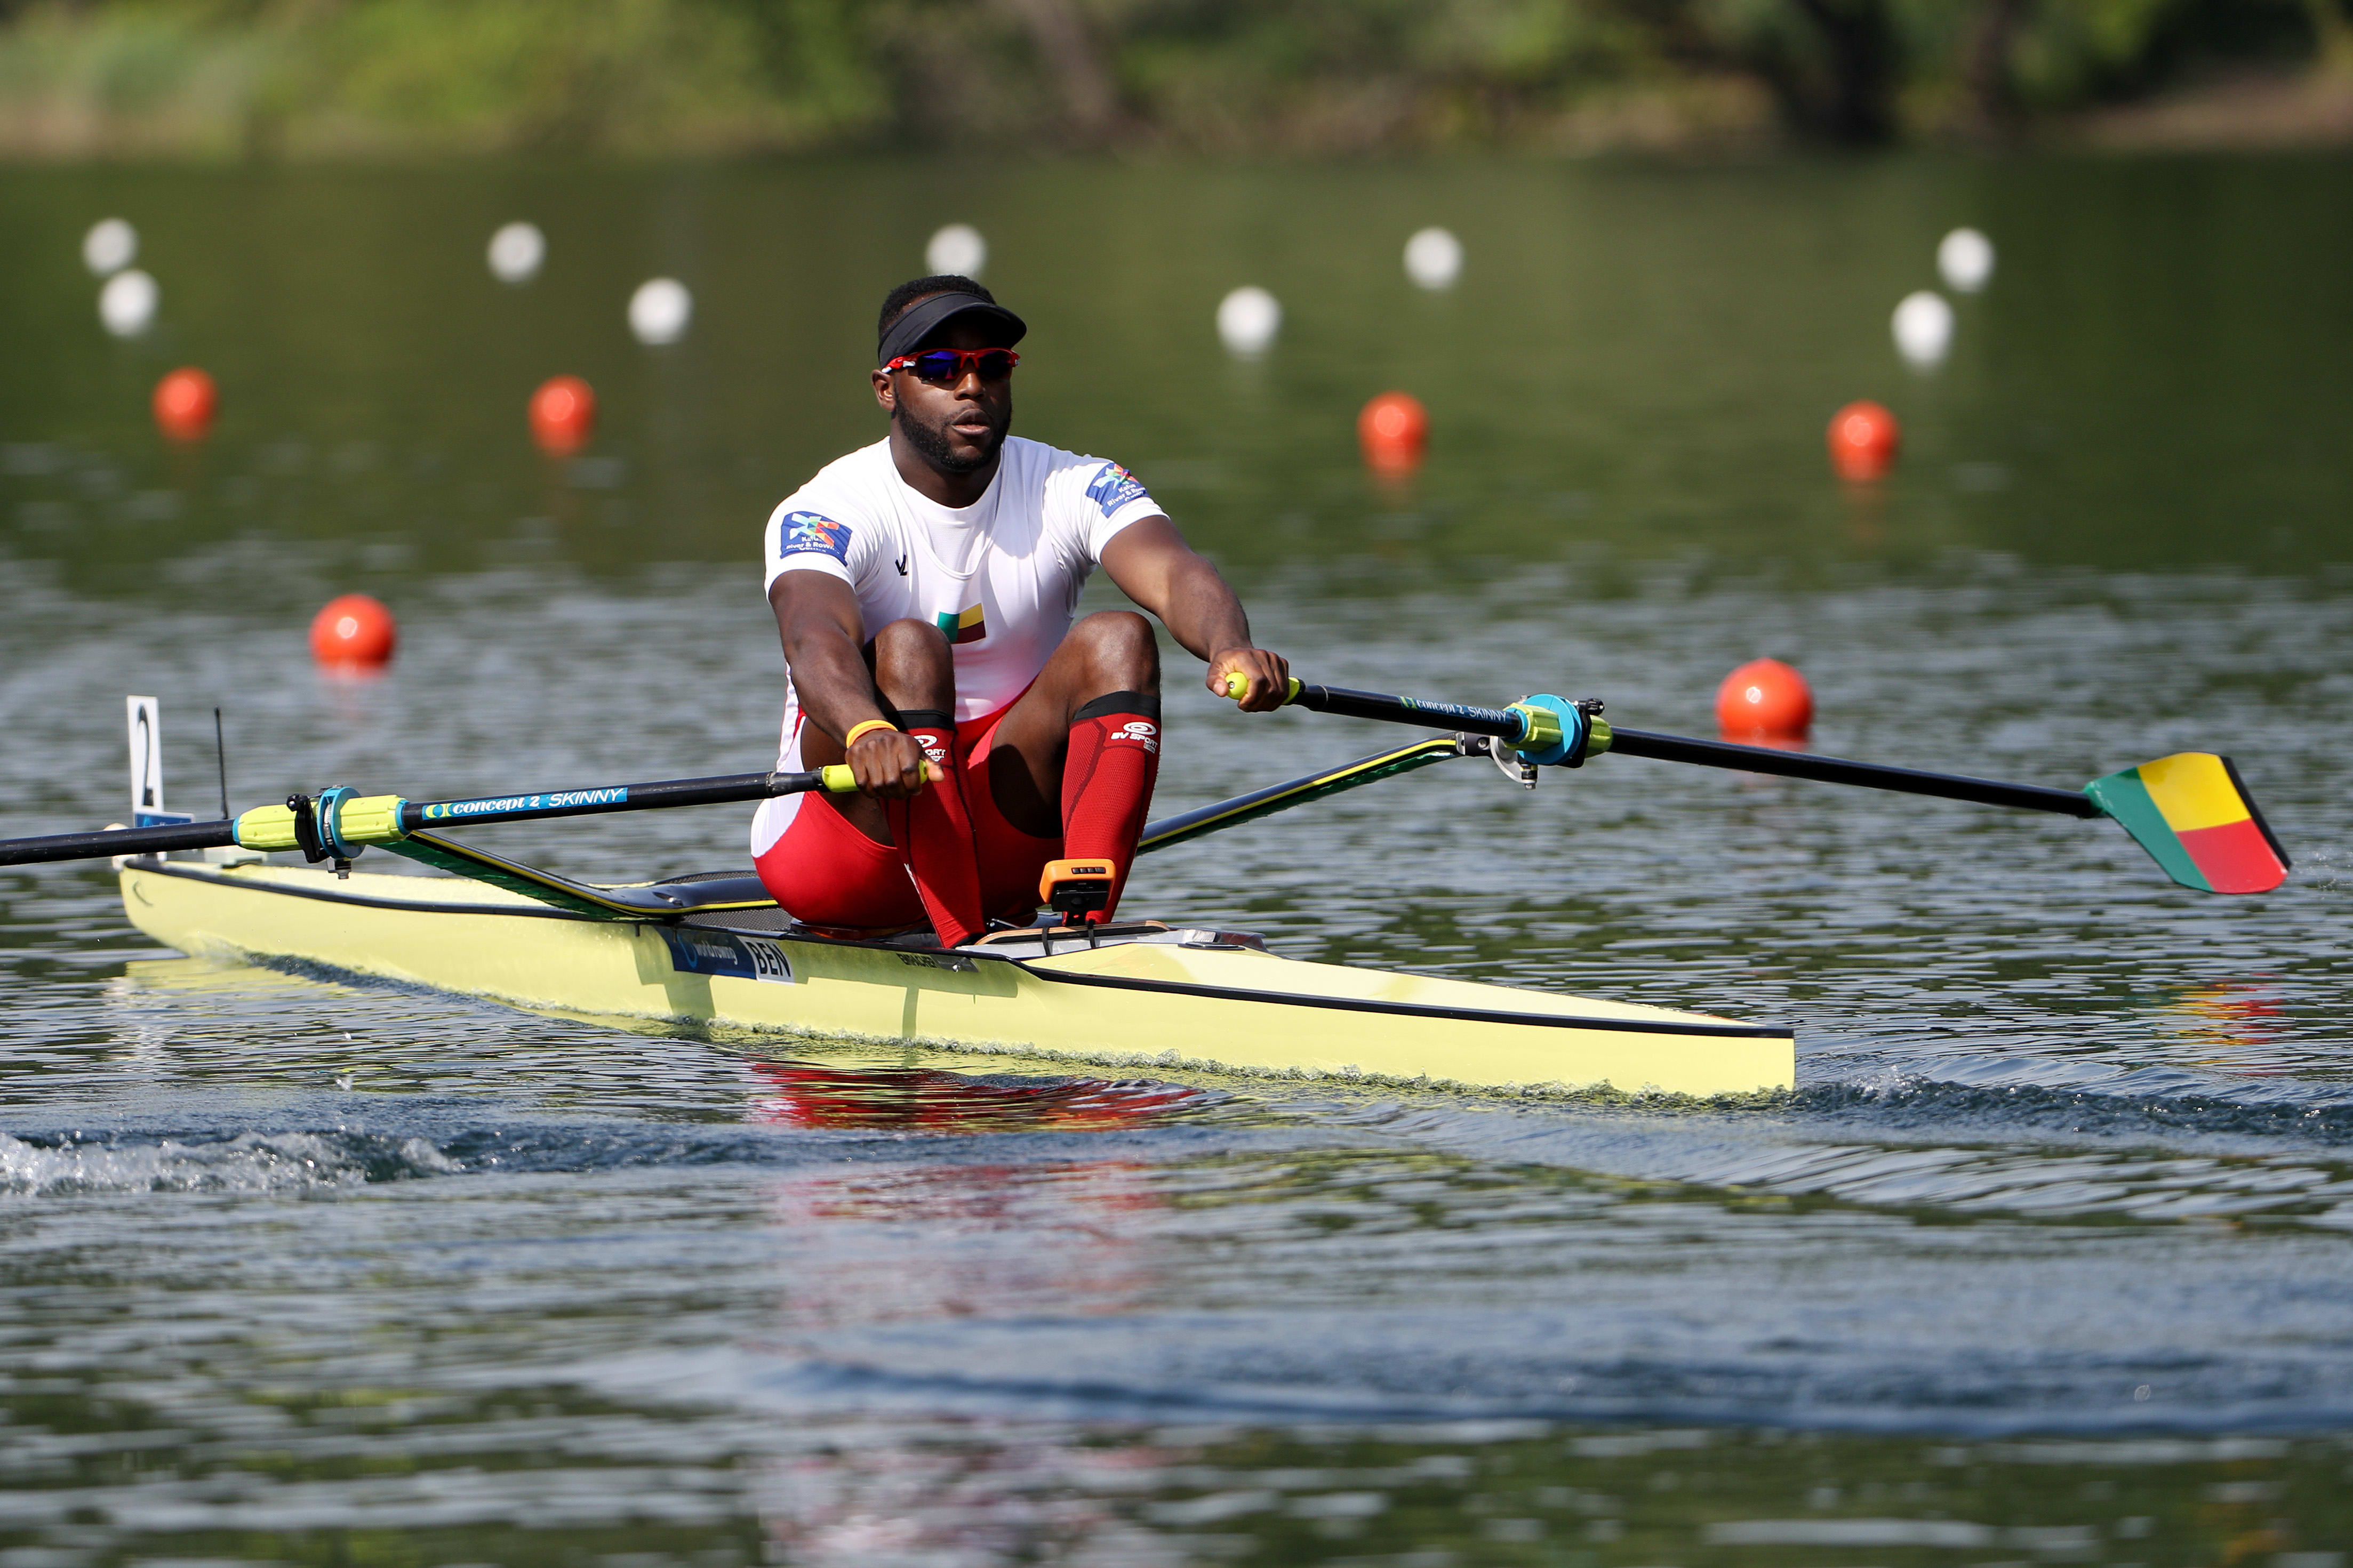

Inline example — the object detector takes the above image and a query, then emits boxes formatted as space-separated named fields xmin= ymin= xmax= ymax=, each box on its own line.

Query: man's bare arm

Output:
xmin=768 ymin=570 xmax=932 ymax=798
xmin=1099 ymin=516 xmax=1288 ymax=712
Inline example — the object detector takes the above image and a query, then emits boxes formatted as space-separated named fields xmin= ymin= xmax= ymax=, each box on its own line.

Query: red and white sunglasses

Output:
xmin=884 ymin=348 xmax=1019 ymax=384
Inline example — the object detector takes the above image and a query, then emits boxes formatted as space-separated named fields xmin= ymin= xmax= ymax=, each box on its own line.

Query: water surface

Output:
xmin=2 ymin=156 xmax=2350 ymax=1563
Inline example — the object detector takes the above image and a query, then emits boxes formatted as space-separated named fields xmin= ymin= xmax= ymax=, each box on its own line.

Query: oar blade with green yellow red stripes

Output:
xmin=2085 ymin=753 xmax=2290 ymax=895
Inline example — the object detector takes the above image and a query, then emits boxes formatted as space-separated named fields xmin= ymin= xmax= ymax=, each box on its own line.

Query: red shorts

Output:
xmin=753 ymin=702 xmax=1061 ymax=934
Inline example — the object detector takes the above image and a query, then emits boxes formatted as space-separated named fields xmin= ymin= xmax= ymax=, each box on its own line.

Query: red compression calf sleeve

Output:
xmin=1060 ymin=692 xmax=1162 ymax=921
xmin=884 ymin=711 xmax=983 ymax=948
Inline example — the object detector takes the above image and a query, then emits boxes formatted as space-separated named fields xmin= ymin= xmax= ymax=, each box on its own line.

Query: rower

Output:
xmin=754 ymin=275 xmax=1290 ymax=946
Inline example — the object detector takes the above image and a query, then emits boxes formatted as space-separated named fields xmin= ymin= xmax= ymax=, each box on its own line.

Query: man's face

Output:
xmin=874 ymin=312 xmax=1014 ymax=475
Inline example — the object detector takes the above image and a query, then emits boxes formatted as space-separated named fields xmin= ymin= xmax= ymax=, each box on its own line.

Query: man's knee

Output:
xmin=874 ymin=617 xmax=951 ymax=658
xmin=1071 ymin=612 xmax=1159 ymax=689
xmin=871 ymin=617 xmax=954 ymax=700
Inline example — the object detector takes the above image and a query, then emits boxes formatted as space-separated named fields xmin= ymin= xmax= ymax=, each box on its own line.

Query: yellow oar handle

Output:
xmin=1222 ymin=672 xmax=1304 ymax=704
xmin=234 ymin=794 xmax=407 ymax=853
xmin=233 ymin=803 xmax=301 ymax=852
xmin=818 ymin=761 xmax=945 ymax=793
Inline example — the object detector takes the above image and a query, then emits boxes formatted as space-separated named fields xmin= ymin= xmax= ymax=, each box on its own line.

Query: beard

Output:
xmin=897 ymin=403 xmax=1004 ymax=473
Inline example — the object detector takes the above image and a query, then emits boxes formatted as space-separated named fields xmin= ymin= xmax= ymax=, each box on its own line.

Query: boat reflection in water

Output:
xmin=747 ymin=1061 xmax=1214 ymax=1135
xmin=752 ymin=1061 xmax=1204 ymax=1339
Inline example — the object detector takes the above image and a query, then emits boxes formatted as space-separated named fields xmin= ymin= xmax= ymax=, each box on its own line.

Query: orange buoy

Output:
xmin=1716 ymin=658 xmax=1812 ymax=742
xmin=1827 ymin=400 xmax=1899 ymax=481
xmin=310 ymin=594 xmax=398 ymax=671
xmin=1358 ymin=391 xmax=1429 ymax=475
xmin=152 ymin=367 xmax=217 ymax=443
xmin=529 ymin=375 xmax=596 ymax=455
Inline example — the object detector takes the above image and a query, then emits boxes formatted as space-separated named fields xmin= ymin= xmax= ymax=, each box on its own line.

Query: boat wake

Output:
xmin=0 ymin=1072 xmax=1250 ymax=1199
xmin=0 ymin=1127 xmax=458 ymax=1196
xmin=1798 ymin=1064 xmax=2353 ymax=1146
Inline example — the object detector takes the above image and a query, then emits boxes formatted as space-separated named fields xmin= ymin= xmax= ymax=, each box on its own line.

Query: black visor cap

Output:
xmin=878 ymin=293 xmax=1028 ymax=366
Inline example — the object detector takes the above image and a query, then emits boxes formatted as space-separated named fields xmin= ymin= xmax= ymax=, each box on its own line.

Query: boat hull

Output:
xmin=117 ymin=861 xmax=1795 ymax=1096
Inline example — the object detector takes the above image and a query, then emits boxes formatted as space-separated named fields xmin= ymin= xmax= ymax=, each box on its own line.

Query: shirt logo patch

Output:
xmin=1084 ymin=462 xmax=1151 ymax=518
xmin=934 ymin=604 xmax=987 ymax=646
xmin=780 ymin=511 xmax=852 ymax=564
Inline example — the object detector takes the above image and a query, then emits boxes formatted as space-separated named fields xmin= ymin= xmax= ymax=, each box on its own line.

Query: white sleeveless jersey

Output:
xmin=751 ymin=436 xmax=1162 ymax=856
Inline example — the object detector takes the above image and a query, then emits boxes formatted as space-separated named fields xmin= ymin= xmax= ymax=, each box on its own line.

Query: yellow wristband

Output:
xmin=843 ymin=718 xmax=899 ymax=749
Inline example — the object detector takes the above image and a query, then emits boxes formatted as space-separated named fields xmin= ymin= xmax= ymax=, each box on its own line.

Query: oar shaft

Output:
xmin=323 ymin=765 xmax=853 ymax=851
xmin=0 ymin=819 xmax=236 ymax=867
xmin=0 ymin=765 xmax=860 ymax=869
xmin=1291 ymin=684 xmax=1526 ymax=742
xmin=1230 ymin=671 xmax=2101 ymax=819
xmin=1229 ymin=673 xmax=1578 ymax=758
xmin=1600 ymin=728 xmax=2100 ymax=817
xmin=398 ymin=770 xmax=812 ymax=831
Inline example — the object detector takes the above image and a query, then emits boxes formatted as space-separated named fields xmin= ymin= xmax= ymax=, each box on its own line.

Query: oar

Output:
xmin=1223 ymin=674 xmax=2290 ymax=895
xmin=0 ymin=765 xmax=862 ymax=869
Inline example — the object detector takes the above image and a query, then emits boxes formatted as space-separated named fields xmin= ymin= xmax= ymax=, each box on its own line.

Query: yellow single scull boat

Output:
xmin=114 ymin=831 xmax=1795 ymax=1096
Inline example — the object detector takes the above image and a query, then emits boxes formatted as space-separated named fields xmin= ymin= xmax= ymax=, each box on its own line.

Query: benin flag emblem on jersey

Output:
xmin=2085 ymin=753 xmax=2289 ymax=895
xmin=934 ymin=604 xmax=987 ymax=646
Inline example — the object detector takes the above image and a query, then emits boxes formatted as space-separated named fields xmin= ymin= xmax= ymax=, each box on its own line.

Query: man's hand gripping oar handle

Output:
xmin=0 ymin=765 xmax=871 ymax=869
xmin=1220 ymin=672 xmax=2288 ymax=895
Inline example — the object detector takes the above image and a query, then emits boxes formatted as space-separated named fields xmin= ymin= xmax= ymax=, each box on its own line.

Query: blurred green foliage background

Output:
xmin=0 ymin=0 xmax=2340 ymax=158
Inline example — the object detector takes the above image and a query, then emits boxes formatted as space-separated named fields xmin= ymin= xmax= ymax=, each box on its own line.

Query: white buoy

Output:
xmin=99 ymin=270 xmax=158 ymax=337
xmin=1938 ymin=228 xmax=1995 ymax=294
xmin=487 ymin=222 xmax=545 ymax=284
xmin=1215 ymin=286 xmax=1280 ymax=356
xmin=628 ymin=278 xmax=693 ymax=345
xmin=83 ymin=218 xmax=137 ymax=277
xmin=1403 ymin=227 xmax=1462 ymax=291
xmin=1892 ymin=290 xmax=1954 ymax=369
xmin=926 ymin=223 xmax=987 ymax=278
